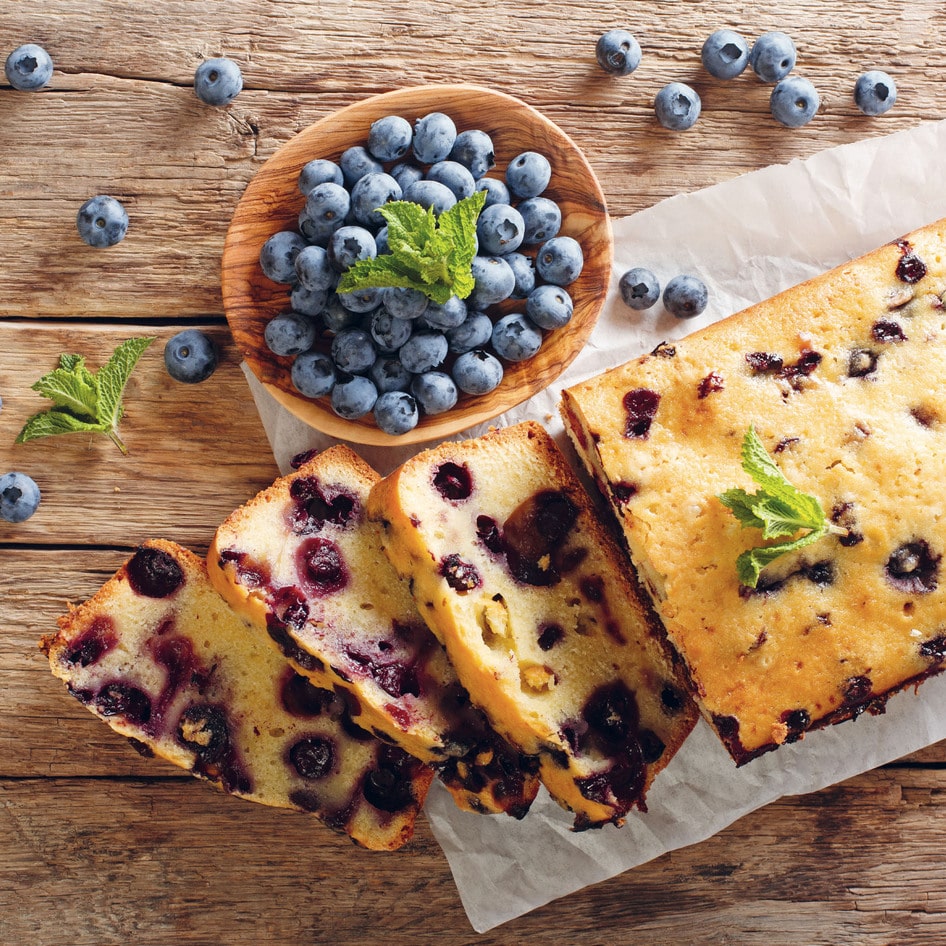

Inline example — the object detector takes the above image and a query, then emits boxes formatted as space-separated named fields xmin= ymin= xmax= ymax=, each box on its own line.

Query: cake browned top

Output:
xmin=561 ymin=217 xmax=946 ymax=762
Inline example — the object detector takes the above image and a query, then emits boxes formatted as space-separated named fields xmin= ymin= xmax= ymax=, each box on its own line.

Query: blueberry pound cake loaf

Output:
xmin=207 ymin=445 xmax=540 ymax=819
xmin=42 ymin=540 xmax=432 ymax=851
xmin=561 ymin=217 xmax=946 ymax=764
xmin=366 ymin=421 xmax=698 ymax=829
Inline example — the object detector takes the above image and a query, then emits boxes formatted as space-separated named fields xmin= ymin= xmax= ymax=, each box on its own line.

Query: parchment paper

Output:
xmin=242 ymin=118 xmax=946 ymax=932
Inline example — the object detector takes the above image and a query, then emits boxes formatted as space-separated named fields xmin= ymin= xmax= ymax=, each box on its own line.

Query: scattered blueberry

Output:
xmin=535 ymin=236 xmax=584 ymax=286
xmin=476 ymin=203 xmax=525 ymax=256
xmin=367 ymin=115 xmax=413 ymax=162
xmin=491 ymin=313 xmax=543 ymax=362
xmin=749 ymin=31 xmax=796 ymax=83
xmin=854 ymin=70 xmax=897 ymax=116
xmin=506 ymin=151 xmax=552 ymax=199
xmin=5 ymin=43 xmax=53 ymax=91
xmin=194 ymin=57 xmax=243 ymax=106
xmin=452 ymin=350 xmax=504 ymax=395
xmin=298 ymin=158 xmax=344 ymax=195
xmin=770 ymin=75 xmax=820 ymax=127
xmin=330 ymin=374 xmax=378 ymax=419
xmin=264 ymin=311 xmax=318 ymax=357
xmin=373 ymin=390 xmax=419 ymax=435
xmin=663 ymin=274 xmax=709 ymax=319
xmin=76 ymin=196 xmax=129 ymax=248
xmin=413 ymin=112 xmax=458 ymax=164
xmin=411 ymin=372 xmax=459 ymax=415
xmin=164 ymin=329 xmax=218 ymax=384
xmin=402 ymin=179 xmax=457 ymax=215
xmin=654 ymin=82 xmax=702 ymax=131
xmin=619 ymin=268 xmax=660 ymax=310
xmin=595 ymin=29 xmax=642 ymax=76
xmin=701 ymin=29 xmax=749 ymax=80
xmin=449 ymin=129 xmax=495 ymax=180
xmin=291 ymin=351 xmax=337 ymax=398
xmin=0 ymin=472 xmax=40 ymax=523
xmin=526 ymin=284 xmax=573 ymax=329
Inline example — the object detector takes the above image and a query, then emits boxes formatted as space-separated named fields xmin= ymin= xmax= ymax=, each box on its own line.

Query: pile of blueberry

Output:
xmin=596 ymin=27 xmax=897 ymax=129
xmin=256 ymin=113 xmax=585 ymax=436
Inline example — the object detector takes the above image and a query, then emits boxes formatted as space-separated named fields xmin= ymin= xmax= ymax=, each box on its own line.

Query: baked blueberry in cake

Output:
xmin=561 ymin=217 xmax=946 ymax=764
xmin=207 ymin=445 xmax=539 ymax=819
xmin=42 ymin=539 xmax=432 ymax=850
xmin=365 ymin=421 xmax=698 ymax=829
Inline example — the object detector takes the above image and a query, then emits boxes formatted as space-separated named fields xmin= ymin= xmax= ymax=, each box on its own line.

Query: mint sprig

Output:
xmin=16 ymin=336 xmax=155 ymax=454
xmin=336 ymin=189 xmax=486 ymax=304
xmin=718 ymin=427 xmax=845 ymax=587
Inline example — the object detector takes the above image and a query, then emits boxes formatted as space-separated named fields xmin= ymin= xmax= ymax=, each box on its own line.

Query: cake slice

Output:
xmin=365 ymin=421 xmax=698 ymax=829
xmin=42 ymin=539 xmax=432 ymax=851
xmin=207 ymin=445 xmax=539 ymax=819
xmin=561 ymin=217 xmax=946 ymax=764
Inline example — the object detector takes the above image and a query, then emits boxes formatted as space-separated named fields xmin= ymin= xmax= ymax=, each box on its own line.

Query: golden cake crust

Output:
xmin=561 ymin=217 xmax=946 ymax=763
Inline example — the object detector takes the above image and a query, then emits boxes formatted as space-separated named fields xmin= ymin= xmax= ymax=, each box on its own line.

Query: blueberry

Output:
xmin=194 ymin=57 xmax=243 ymax=106
xmin=535 ymin=236 xmax=584 ymax=286
xmin=770 ymin=75 xmax=820 ymax=127
xmin=402 ymin=179 xmax=457 ymax=216
xmin=373 ymin=390 xmax=419 ymax=435
xmin=654 ymin=82 xmax=701 ymax=131
xmin=298 ymin=158 xmax=344 ymax=195
xmin=339 ymin=145 xmax=383 ymax=189
xmin=526 ymin=284 xmax=573 ymax=330
xmin=374 ymin=225 xmax=390 ymax=255
xmin=164 ymin=329 xmax=218 ymax=384
xmin=0 ymin=472 xmax=40 ymax=523
xmin=426 ymin=160 xmax=476 ymax=200
xmin=331 ymin=327 xmax=377 ymax=374
xmin=369 ymin=356 xmax=412 ymax=393
xmin=383 ymin=287 xmax=428 ymax=320
xmin=468 ymin=256 xmax=516 ymax=309
xmin=370 ymin=308 xmax=414 ymax=352
xmin=398 ymin=330 xmax=448 ymax=373
xmin=390 ymin=163 xmax=424 ymax=191
xmin=367 ymin=115 xmax=413 ymax=162
xmin=330 ymin=374 xmax=378 ymax=419
xmin=321 ymin=294 xmax=361 ymax=332
xmin=291 ymin=351 xmax=336 ymax=398
xmin=619 ymin=267 xmax=660 ymax=310
xmin=423 ymin=295 xmax=468 ymax=330
xmin=491 ymin=313 xmax=543 ymax=362
xmin=476 ymin=203 xmax=525 ymax=256
xmin=259 ymin=230 xmax=306 ymax=284
xmin=449 ymin=129 xmax=495 ymax=180
xmin=663 ymin=274 xmax=709 ymax=319
xmin=5 ymin=43 xmax=53 ymax=91
xmin=328 ymin=225 xmax=377 ymax=272
xmin=452 ymin=350 xmax=504 ymax=395
xmin=411 ymin=371 xmax=458 ymax=414
xmin=299 ymin=182 xmax=351 ymax=245
xmin=337 ymin=286 xmax=382 ymax=313
xmin=264 ymin=312 xmax=318 ymax=356
xmin=294 ymin=245 xmax=336 ymax=292
xmin=350 ymin=172 xmax=402 ymax=230
xmin=595 ymin=29 xmax=642 ymax=76
xmin=749 ymin=31 xmax=796 ymax=83
xmin=76 ymin=196 xmax=129 ymax=248
xmin=475 ymin=176 xmax=511 ymax=207
xmin=505 ymin=252 xmax=536 ymax=299
xmin=446 ymin=311 xmax=493 ymax=354
xmin=505 ymin=152 xmax=552 ymax=199
xmin=517 ymin=196 xmax=562 ymax=245
xmin=854 ymin=70 xmax=897 ymax=116
xmin=701 ymin=29 xmax=749 ymax=80
xmin=413 ymin=112 xmax=458 ymax=164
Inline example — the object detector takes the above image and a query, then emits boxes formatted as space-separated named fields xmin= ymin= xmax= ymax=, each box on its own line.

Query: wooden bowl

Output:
xmin=221 ymin=83 xmax=612 ymax=446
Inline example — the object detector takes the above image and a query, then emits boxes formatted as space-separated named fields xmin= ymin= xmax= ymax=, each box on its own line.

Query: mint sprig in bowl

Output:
xmin=221 ymin=84 xmax=612 ymax=446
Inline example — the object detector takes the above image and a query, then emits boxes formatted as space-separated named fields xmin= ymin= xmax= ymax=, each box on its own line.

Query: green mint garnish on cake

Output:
xmin=718 ymin=426 xmax=846 ymax=588
xmin=16 ymin=336 xmax=156 ymax=455
xmin=336 ymin=189 xmax=486 ymax=304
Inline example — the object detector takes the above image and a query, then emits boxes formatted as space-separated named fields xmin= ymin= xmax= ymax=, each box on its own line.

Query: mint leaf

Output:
xmin=336 ymin=191 xmax=486 ymax=303
xmin=16 ymin=336 xmax=155 ymax=454
xmin=719 ymin=427 xmax=836 ymax=588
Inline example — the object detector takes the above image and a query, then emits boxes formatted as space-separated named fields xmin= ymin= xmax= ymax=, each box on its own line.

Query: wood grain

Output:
xmin=222 ymin=83 xmax=612 ymax=446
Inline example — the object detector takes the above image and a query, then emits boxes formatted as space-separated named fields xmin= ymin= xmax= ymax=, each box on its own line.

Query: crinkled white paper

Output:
xmin=243 ymin=119 xmax=946 ymax=933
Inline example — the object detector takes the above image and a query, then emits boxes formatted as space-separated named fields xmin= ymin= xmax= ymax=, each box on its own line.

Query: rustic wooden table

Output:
xmin=3 ymin=2 xmax=946 ymax=943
